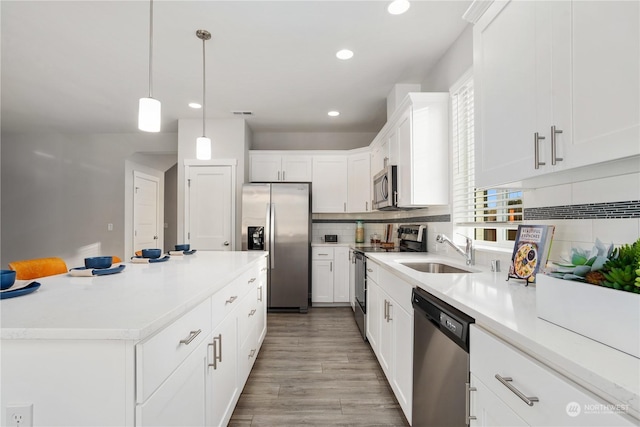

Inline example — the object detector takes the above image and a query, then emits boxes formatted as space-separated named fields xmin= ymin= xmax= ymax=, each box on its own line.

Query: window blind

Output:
xmin=451 ymin=75 xmax=522 ymax=238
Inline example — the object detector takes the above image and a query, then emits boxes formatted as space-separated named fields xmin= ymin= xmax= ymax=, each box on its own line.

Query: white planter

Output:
xmin=537 ymin=274 xmax=640 ymax=358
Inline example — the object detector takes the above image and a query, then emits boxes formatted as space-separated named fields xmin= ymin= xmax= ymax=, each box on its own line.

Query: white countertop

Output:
xmin=365 ymin=252 xmax=640 ymax=420
xmin=1 ymin=251 xmax=267 ymax=341
xmin=311 ymin=242 xmax=352 ymax=247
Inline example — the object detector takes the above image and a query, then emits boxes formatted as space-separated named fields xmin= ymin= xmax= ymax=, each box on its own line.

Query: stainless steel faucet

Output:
xmin=436 ymin=234 xmax=474 ymax=265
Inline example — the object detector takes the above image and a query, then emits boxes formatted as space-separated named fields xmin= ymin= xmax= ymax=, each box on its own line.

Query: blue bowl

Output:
xmin=84 ymin=256 xmax=113 ymax=269
xmin=175 ymin=244 xmax=190 ymax=251
xmin=1 ymin=270 xmax=16 ymax=290
xmin=141 ymin=249 xmax=162 ymax=259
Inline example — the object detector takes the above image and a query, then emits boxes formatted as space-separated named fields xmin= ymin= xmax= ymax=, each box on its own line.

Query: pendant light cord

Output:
xmin=202 ymin=35 xmax=206 ymax=137
xmin=148 ymin=0 xmax=154 ymax=98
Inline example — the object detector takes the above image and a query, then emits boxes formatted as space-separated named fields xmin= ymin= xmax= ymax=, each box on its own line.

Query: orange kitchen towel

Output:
xmin=8 ymin=257 xmax=68 ymax=280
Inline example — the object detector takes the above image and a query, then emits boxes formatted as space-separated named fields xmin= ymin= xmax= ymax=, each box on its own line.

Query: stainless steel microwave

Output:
xmin=372 ymin=165 xmax=398 ymax=211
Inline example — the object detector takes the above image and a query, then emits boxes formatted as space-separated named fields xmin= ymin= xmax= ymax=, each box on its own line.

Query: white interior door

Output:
xmin=186 ymin=166 xmax=233 ymax=251
xmin=133 ymin=172 xmax=161 ymax=252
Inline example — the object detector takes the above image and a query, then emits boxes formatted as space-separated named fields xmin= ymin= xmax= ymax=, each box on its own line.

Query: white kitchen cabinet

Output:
xmin=394 ymin=93 xmax=449 ymax=207
xmin=347 ymin=151 xmax=372 ymax=213
xmin=470 ymin=374 xmax=530 ymax=427
xmin=366 ymin=260 xmax=414 ymax=423
xmin=312 ymin=156 xmax=348 ymax=213
xmin=136 ymin=333 xmax=210 ymax=427
xmin=208 ymin=310 xmax=239 ymax=427
xmin=370 ymin=134 xmax=389 ymax=177
xmin=311 ymin=246 xmax=349 ymax=304
xmin=250 ymin=152 xmax=312 ymax=182
xmin=473 ymin=0 xmax=639 ymax=188
xmin=470 ymin=325 xmax=636 ymax=427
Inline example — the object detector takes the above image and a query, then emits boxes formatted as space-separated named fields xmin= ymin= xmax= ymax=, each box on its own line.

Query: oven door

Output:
xmin=372 ymin=166 xmax=398 ymax=211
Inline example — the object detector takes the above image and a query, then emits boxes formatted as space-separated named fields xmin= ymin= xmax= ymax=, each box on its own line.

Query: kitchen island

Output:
xmin=364 ymin=252 xmax=640 ymax=425
xmin=1 ymin=251 xmax=268 ymax=426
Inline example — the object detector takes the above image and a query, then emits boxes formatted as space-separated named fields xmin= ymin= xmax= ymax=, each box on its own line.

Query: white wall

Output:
xmin=1 ymin=132 xmax=177 ymax=267
xmin=177 ymin=118 xmax=249 ymax=248
xmin=251 ymin=132 xmax=376 ymax=150
xmin=421 ymin=25 xmax=473 ymax=92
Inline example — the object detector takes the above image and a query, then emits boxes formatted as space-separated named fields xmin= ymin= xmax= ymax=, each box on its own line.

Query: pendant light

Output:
xmin=138 ymin=0 xmax=161 ymax=132
xmin=196 ymin=29 xmax=212 ymax=160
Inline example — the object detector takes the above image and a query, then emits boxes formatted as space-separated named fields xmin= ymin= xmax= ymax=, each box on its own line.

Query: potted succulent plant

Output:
xmin=537 ymin=238 xmax=640 ymax=358
xmin=546 ymin=238 xmax=640 ymax=294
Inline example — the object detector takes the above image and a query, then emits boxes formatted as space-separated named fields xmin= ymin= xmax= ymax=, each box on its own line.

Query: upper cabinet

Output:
xmin=347 ymin=152 xmax=372 ymax=213
xmin=312 ymin=155 xmax=349 ymax=213
xmin=473 ymin=0 xmax=640 ymax=188
xmin=394 ymin=93 xmax=449 ymax=207
xmin=250 ymin=152 xmax=312 ymax=182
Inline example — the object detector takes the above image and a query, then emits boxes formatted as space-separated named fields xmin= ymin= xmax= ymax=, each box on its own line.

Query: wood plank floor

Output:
xmin=229 ymin=307 xmax=410 ymax=427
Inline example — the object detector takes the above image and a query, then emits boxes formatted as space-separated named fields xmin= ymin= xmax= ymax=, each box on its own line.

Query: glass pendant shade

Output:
xmin=138 ymin=97 xmax=161 ymax=132
xmin=196 ymin=136 xmax=211 ymax=160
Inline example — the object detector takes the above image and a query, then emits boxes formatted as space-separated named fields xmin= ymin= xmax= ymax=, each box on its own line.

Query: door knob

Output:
xmin=223 ymin=241 xmax=230 ymax=246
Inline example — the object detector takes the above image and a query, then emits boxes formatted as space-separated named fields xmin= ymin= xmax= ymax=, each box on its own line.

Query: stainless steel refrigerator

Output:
xmin=241 ymin=183 xmax=310 ymax=312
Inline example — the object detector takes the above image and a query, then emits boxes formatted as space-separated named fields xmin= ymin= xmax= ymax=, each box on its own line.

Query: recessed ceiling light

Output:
xmin=189 ymin=102 xmax=202 ymax=109
xmin=388 ymin=0 xmax=410 ymax=15
xmin=328 ymin=111 xmax=340 ymax=117
xmin=336 ymin=49 xmax=354 ymax=60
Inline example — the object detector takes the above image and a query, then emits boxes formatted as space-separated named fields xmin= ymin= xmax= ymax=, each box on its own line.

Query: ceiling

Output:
xmin=1 ymin=1 xmax=471 ymax=136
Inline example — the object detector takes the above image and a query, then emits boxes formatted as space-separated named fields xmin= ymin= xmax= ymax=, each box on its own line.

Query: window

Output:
xmin=451 ymin=72 xmax=522 ymax=247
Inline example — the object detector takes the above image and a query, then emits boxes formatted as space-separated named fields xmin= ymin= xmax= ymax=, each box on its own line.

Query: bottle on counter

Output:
xmin=355 ymin=221 xmax=364 ymax=243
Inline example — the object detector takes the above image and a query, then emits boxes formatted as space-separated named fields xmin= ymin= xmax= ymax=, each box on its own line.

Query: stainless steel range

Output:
xmin=353 ymin=224 xmax=427 ymax=339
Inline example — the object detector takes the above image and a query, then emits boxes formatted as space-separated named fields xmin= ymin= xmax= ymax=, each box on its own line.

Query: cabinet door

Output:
xmin=312 ymin=260 xmax=334 ymax=303
xmin=333 ymin=247 xmax=350 ymax=302
xmin=391 ymin=302 xmax=413 ymax=421
xmin=257 ymin=276 xmax=267 ymax=345
xmin=312 ymin=156 xmax=348 ymax=213
xmin=474 ymin=0 xmax=548 ymax=187
xmin=251 ymin=153 xmax=281 ymax=182
xmin=366 ymin=280 xmax=381 ymax=354
xmin=208 ymin=314 xmax=239 ymax=427
xmin=470 ymin=374 xmax=530 ymax=427
xmin=347 ymin=152 xmax=371 ymax=213
xmin=136 ymin=337 xmax=209 ymax=427
xmin=379 ymin=291 xmax=393 ymax=376
xmin=558 ymin=1 xmax=640 ymax=169
xmin=281 ymin=155 xmax=312 ymax=181
xmin=395 ymin=108 xmax=413 ymax=207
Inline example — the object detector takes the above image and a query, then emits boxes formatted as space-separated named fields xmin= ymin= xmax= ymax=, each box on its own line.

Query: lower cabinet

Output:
xmin=469 ymin=325 xmax=636 ymax=427
xmin=311 ymin=246 xmax=349 ymax=304
xmin=136 ymin=256 xmax=268 ymax=427
xmin=366 ymin=261 xmax=413 ymax=424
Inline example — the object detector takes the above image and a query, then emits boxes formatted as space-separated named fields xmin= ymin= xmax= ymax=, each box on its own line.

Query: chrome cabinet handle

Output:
xmin=393 ymin=190 xmax=398 ymax=206
xmin=208 ymin=333 xmax=222 ymax=369
xmin=534 ymin=132 xmax=546 ymax=169
xmin=249 ymin=349 xmax=256 ymax=359
xmin=465 ymin=382 xmax=477 ymax=425
xmin=383 ymin=300 xmax=388 ymax=321
xmin=258 ymin=285 xmax=263 ymax=302
xmin=387 ymin=300 xmax=392 ymax=322
xmin=225 ymin=295 xmax=238 ymax=305
xmin=282 ymin=170 xmax=285 ymax=180
xmin=495 ymin=374 xmax=539 ymax=406
xmin=367 ymin=268 xmax=373 ymax=272
xmin=366 ymin=201 xmax=368 ymax=211
xmin=179 ymin=329 xmax=201 ymax=345
xmin=248 ymin=277 xmax=256 ymax=284
xmin=330 ymin=261 xmax=333 ymax=272
xmin=261 ymin=267 xmax=267 ymax=272
xmin=318 ymin=253 xmax=329 ymax=256
xmin=277 ymin=170 xmax=280 ymax=181
xmin=344 ymin=202 xmax=346 ymax=212
xmin=551 ymin=125 xmax=563 ymax=165
xmin=248 ymin=309 xmax=256 ymax=317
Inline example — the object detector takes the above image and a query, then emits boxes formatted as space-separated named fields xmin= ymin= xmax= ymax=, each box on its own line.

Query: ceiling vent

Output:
xmin=232 ymin=111 xmax=253 ymax=116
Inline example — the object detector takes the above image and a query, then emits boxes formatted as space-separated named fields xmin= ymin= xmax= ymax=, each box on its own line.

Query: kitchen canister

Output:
xmin=355 ymin=221 xmax=364 ymax=243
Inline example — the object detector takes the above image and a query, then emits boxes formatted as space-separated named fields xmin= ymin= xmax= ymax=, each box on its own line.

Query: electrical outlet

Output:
xmin=6 ymin=404 xmax=33 ymax=427
xmin=107 ymin=223 xmax=114 ymax=231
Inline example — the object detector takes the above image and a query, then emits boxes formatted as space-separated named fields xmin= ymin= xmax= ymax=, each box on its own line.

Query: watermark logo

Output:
xmin=566 ymin=402 xmax=581 ymax=417
xmin=565 ymin=401 xmax=629 ymax=417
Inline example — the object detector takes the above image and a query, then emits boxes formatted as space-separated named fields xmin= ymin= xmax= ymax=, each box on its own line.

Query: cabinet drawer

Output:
xmin=378 ymin=267 xmax=413 ymax=313
xmin=212 ymin=273 xmax=251 ymax=328
xmin=366 ymin=259 xmax=380 ymax=283
xmin=470 ymin=326 xmax=636 ymax=426
xmin=312 ymin=247 xmax=334 ymax=260
xmin=136 ymin=298 xmax=212 ymax=403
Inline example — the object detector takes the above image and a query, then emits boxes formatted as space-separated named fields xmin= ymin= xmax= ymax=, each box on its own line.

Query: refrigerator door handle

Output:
xmin=270 ymin=203 xmax=276 ymax=269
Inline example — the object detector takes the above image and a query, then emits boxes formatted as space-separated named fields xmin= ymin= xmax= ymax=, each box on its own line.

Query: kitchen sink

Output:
xmin=399 ymin=262 xmax=473 ymax=274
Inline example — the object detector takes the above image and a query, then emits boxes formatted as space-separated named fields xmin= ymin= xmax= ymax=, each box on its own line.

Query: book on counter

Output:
xmin=507 ymin=224 xmax=555 ymax=284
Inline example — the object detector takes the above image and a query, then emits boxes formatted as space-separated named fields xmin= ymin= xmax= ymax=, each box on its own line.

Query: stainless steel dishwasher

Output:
xmin=412 ymin=287 xmax=474 ymax=426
